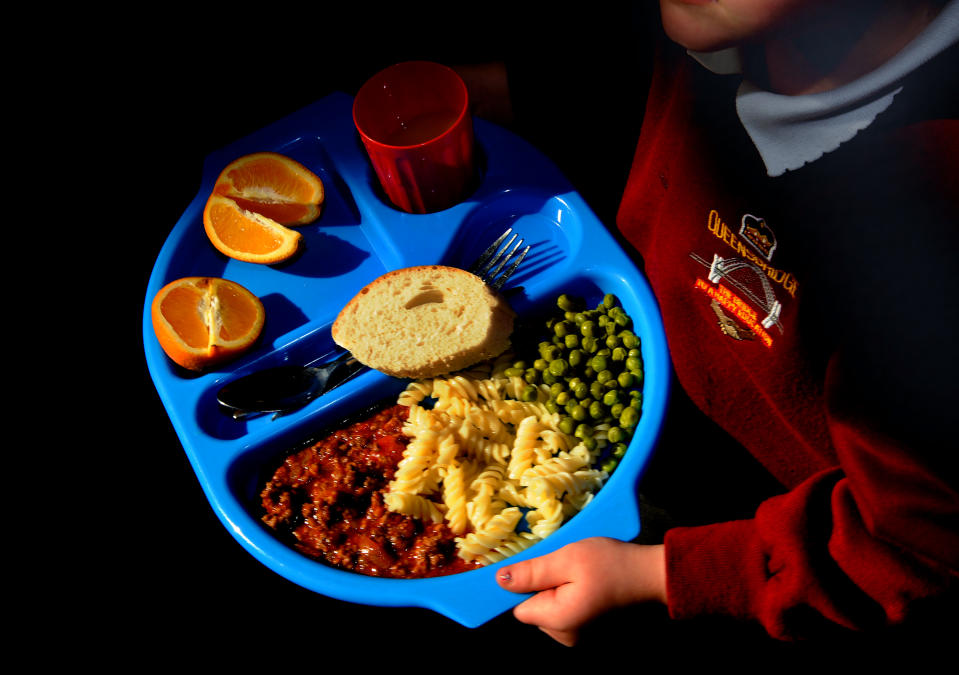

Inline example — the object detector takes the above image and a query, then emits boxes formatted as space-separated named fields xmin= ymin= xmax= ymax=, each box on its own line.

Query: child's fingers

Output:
xmin=512 ymin=585 xmax=583 ymax=633
xmin=496 ymin=548 xmax=573 ymax=593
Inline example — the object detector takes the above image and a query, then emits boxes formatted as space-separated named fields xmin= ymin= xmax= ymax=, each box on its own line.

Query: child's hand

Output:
xmin=496 ymin=538 xmax=666 ymax=647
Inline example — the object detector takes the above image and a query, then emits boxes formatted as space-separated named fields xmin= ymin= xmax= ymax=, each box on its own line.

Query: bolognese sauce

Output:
xmin=260 ymin=404 xmax=479 ymax=578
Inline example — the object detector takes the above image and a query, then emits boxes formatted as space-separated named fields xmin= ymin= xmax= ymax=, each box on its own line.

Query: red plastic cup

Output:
xmin=353 ymin=61 xmax=475 ymax=214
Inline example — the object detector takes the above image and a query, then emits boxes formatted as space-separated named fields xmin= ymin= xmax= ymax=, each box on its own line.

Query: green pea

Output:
xmin=583 ymin=366 xmax=596 ymax=380
xmin=559 ymin=416 xmax=575 ymax=434
xmin=571 ymin=404 xmax=587 ymax=422
xmin=601 ymin=458 xmax=618 ymax=474
xmin=621 ymin=332 xmax=640 ymax=349
xmin=630 ymin=393 xmax=643 ymax=409
xmin=544 ymin=399 xmax=559 ymax=414
xmin=618 ymin=371 xmax=634 ymax=388
xmin=603 ymin=293 xmax=619 ymax=309
xmin=572 ymin=312 xmax=587 ymax=325
xmin=611 ymin=347 xmax=627 ymax=362
xmin=557 ymin=294 xmax=576 ymax=311
xmin=620 ymin=406 xmax=640 ymax=428
xmin=574 ymin=423 xmax=594 ymax=439
xmin=580 ymin=320 xmax=597 ymax=337
xmin=504 ymin=367 xmax=524 ymax=378
xmin=520 ymin=384 xmax=538 ymax=402
xmin=582 ymin=336 xmax=598 ymax=353
xmin=574 ymin=382 xmax=589 ymax=400
xmin=541 ymin=344 xmax=560 ymax=361
xmin=580 ymin=436 xmax=598 ymax=452
xmin=596 ymin=369 xmax=613 ymax=384
xmin=626 ymin=356 xmax=643 ymax=372
xmin=605 ymin=334 xmax=621 ymax=349
xmin=589 ymin=400 xmax=606 ymax=419
xmin=591 ymin=355 xmax=608 ymax=372
xmin=614 ymin=312 xmax=632 ymax=328
xmin=603 ymin=390 xmax=621 ymax=407
xmin=607 ymin=426 xmax=625 ymax=444
xmin=568 ymin=349 xmax=585 ymax=368
xmin=564 ymin=333 xmax=580 ymax=349
xmin=554 ymin=321 xmax=571 ymax=337
xmin=524 ymin=369 xmax=539 ymax=384
xmin=549 ymin=359 xmax=569 ymax=377
xmin=590 ymin=381 xmax=605 ymax=400
xmin=612 ymin=442 xmax=628 ymax=458
xmin=555 ymin=391 xmax=571 ymax=406
xmin=542 ymin=370 xmax=557 ymax=385
xmin=610 ymin=403 xmax=625 ymax=418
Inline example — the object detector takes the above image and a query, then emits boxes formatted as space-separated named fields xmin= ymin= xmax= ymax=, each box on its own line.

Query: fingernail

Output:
xmin=498 ymin=570 xmax=512 ymax=583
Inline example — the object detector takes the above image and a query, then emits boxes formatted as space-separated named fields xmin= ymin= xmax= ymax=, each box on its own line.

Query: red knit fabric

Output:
xmin=618 ymin=41 xmax=959 ymax=639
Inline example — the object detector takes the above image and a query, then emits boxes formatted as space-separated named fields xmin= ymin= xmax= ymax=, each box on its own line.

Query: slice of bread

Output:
xmin=332 ymin=265 xmax=515 ymax=379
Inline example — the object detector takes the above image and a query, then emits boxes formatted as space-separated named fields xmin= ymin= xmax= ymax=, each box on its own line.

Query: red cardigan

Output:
xmin=616 ymin=40 xmax=959 ymax=638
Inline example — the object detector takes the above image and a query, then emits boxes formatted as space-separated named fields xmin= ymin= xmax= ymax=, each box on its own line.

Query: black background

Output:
xmin=57 ymin=4 xmax=949 ymax=668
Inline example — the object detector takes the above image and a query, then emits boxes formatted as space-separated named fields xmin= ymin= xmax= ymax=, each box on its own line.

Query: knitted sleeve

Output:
xmin=665 ymin=314 xmax=959 ymax=639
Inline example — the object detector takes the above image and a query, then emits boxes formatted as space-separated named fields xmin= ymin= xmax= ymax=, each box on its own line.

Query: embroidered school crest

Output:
xmin=690 ymin=209 xmax=797 ymax=348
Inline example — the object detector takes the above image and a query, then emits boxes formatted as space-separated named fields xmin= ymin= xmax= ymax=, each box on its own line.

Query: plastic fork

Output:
xmin=217 ymin=229 xmax=531 ymax=420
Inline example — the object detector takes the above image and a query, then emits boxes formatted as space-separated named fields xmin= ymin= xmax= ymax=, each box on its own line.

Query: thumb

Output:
xmin=496 ymin=547 xmax=572 ymax=594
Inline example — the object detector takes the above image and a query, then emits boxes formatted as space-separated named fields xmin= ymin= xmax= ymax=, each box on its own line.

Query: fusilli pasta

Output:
xmin=390 ymin=361 xmax=610 ymax=565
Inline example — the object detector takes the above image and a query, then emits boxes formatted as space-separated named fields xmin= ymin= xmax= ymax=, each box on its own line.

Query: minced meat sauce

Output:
xmin=260 ymin=404 xmax=479 ymax=578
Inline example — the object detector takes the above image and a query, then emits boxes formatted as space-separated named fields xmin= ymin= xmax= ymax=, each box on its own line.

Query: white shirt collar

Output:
xmin=689 ymin=1 xmax=959 ymax=177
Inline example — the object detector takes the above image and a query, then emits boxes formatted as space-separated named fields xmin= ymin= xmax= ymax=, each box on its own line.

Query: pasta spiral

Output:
xmin=384 ymin=492 xmax=446 ymax=523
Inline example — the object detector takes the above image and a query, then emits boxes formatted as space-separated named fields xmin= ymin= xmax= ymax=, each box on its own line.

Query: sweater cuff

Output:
xmin=664 ymin=519 xmax=768 ymax=621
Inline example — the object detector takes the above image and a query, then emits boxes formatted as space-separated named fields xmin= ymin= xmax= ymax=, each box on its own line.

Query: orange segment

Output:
xmin=212 ymin=151 xmax=324 ymax=226
xmin=224 ymin=195 xmax=321 ymax=227
xmin=151 ymin=276 xmax=265 ymax=371
xmin=203 ymin=194 xmax=303 ymax=264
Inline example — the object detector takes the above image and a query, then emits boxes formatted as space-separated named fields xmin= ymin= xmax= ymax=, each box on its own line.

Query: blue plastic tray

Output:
xmin=143 ymin=92 xmax=670 ymax=628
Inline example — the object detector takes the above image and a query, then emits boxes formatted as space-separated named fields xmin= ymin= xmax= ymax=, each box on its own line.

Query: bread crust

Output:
xmin=332 ymin=265 xmax=515 ymax=378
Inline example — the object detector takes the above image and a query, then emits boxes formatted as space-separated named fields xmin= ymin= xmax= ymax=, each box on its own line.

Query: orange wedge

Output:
xmin=212 ymin=152 xmax=324 ymax=226
xmin=203 ymin=194 xmax=303 ymax=264
xmin=151 ymin=276 xmax=266 ymax=371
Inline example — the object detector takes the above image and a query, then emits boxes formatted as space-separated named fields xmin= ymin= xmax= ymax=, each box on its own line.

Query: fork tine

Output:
xmin=480 ymin=233 xmax=518 ymax=278
xmin=468 ymin=227 xmax=530 ymax=291
xmin=488 ymin=244 xmax=530 ymax=291
xmin=468 ymin=228 xmax=513 ymax=275
xmin=486 ymin=236 xmax=524 ymax=282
